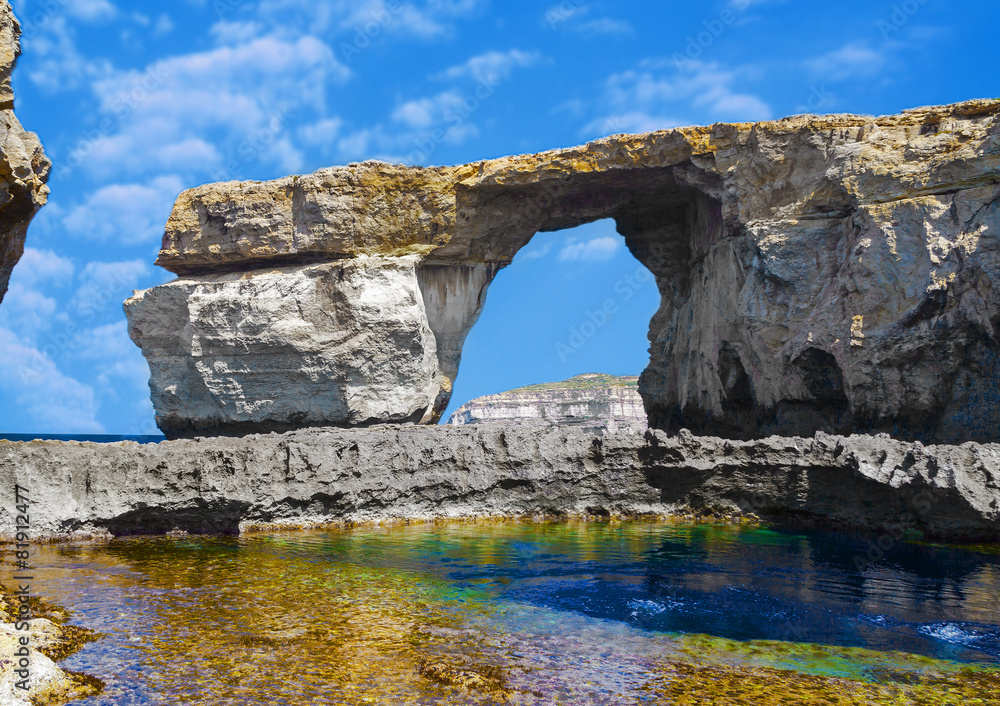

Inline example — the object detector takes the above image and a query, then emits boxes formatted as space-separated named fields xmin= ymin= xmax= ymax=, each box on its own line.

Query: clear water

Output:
xmin=30 ymin=522 xmax=1000 ymax=704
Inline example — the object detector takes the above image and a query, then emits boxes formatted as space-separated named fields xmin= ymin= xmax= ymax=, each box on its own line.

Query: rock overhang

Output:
xmin=128 ymin=99 xmax=1000 ymax=441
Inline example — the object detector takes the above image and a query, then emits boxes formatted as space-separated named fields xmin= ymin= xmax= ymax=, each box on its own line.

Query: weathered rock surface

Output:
xmin=128 ymin=100 xmax=1000 ymax=442
xmin=1 ymin=427 xmax=998 ymax=541
xmin=447 ymin=373 xmax=647 ymax=432
xmin=0 ymin=1 xmax=51 ymax=306
xmin=126 ymin=257 xmax=442 ymax=435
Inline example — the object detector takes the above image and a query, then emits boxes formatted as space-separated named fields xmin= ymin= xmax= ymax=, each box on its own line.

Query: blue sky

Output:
xmin=0 ymin=0 xmax=997 ymax=433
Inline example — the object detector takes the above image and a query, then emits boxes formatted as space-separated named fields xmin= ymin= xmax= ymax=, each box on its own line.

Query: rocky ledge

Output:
xmin=126 ymin=99 xmax=1000 ymax=442
xmin=447 ymin=373 xmax=647 ymax=431
xmin=1 ymin=426 xmax=997 ymax=542
xmin=0 ymin=0 xmax=52 ymax=306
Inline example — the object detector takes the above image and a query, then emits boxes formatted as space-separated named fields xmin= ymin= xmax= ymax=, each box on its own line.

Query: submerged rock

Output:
xmin=0 ymin=585 xmax=102 ymax=706
xmin=447 ymin=373 xmax=647 ymax=432
xmin=0 ymin=1 xmax=51 ymax=307
xmin=1 ymin=426 xmax=998 ymax=541
xmin=126 ymin=100 xmax=1000 ymax=442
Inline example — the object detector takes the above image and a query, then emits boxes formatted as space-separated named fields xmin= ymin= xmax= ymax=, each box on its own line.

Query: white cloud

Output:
xmin=72 ymin=260 xmax=151 ymax=317
xmin=7 ymin=248 xmax=75 ymax=288
xmin=257 ymin=0 xmax=484 ymax=39
xmin=0 ymin=327 xmax=103 ymax=433
xmin=73 ymin=321 xmax=135 ymax=361
xmin=25 ymin=16 xmax=112 ymax=91
xmin=80 ymin=34 xmax=349 ymax=179
xmin=0 ymin=249 xmax=74 ymax=343
xmin=389 ymin=91 xmax=480 ymax=147
xmin=337 ymin=128 xmax=375 ymax=160
xmin=62 ymin=175 xmax=185 ymax=245
xmin=65 ymin=0 xmax=117 ymax=22
xmin=209 ymin=20 xmax=265 ymax=45
xmin=154 ymin=13 xmax=175 ymax=36
xmin=559 ymin=236 xmax=620 ymax=262
xmin=805 ymin=43 xmax=887 ymax=81
xmin=392 ymin=91 xmax=463 ymax=129
xmin=72 ymin=322 xmax=153 ymax=419
xmin=438 ymin=49 xmax=544 ymax=82
xmin=518 ymin=242 xmax=552 ymax=262
xmin=576 ymin=18 xmax=633 ymax=36
xmin=544 ymin=4 xmax=631 ymax=37
xmin=583 ymin=59 xmax=771 ymax=137
xmin=0 ymin=284 xmax=60 ymax=343
xmin=585 ymin=111 xmax=684 ymax=136
xmin=298 ymin=117 xmax=344 ymax=146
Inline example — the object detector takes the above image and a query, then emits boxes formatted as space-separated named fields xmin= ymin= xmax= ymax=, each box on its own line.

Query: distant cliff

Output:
xmin=0 ymin=1 xmax=51 ymax=306
xmin=447 ymin=374 xmax=647 ymax=431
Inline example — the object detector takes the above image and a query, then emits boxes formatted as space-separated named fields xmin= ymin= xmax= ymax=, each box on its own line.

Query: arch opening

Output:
xmin=417 ymin=164 xmax=751 ymax=432
xmin=437 ymin=218 xmax=661 ymax=425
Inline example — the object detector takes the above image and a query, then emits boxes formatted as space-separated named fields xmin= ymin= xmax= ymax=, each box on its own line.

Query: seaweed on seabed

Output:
xmin=419 ymin=658 xmax=517 ymax=702
xmin=643 ymin=658 xmax=1000 ymax=705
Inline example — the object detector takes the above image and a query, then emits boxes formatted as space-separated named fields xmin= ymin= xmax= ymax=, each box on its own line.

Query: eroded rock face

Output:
xmin=447 ymin=374 xmax=647 ymax=432
xmin=125 ymin=257 xmax=441 ymax=436
xmin=0 ymin=1 xmax=51 ymax=306
xmin=128 ymin=99 xmax=1000 ymax=441
xmin=1 ymin=426 xmax=998 ymax=541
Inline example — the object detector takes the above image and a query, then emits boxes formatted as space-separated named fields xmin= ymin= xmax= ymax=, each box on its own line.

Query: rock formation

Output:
xmin=0 ymin=1 xmax=51 ymax=307
xmin=126 ymin=99 xmax=1000 ymax=442
xmin=1 ymin=426 xmax=998 ymax=541
xmin=447 ymin=373 xmax=647 ymax=432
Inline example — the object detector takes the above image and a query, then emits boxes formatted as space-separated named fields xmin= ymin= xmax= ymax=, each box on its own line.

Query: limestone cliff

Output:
xmin=447 ymin=373 xmax=647 ymax=432
xmin=0 ymin=1 xmax=51 ymax=306
xmin=126 ymin=99 xmax=1000 ymax=442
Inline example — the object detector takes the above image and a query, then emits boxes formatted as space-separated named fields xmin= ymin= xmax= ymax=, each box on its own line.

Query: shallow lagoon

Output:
xmin=31 ymin=522 xmax=1000 ymax=704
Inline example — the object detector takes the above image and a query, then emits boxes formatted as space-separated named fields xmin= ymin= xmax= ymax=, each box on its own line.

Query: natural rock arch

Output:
xmin=126 ymin=99 xmax=1000 ymax=442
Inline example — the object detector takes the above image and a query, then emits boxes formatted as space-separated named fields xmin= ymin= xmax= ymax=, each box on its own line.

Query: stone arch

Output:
xmin=129 ymin=100 xmax=1000 ymax=442
xmin=414 ymin=163 xmax=736 ymax=427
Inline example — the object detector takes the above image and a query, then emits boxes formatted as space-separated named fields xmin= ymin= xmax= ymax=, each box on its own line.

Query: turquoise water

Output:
xmin=27 ymin=522 xmax=1000 ymax=704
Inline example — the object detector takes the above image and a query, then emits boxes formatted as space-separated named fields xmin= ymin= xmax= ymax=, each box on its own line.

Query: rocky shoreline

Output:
xmin=2 ymin=424 xmax=998 ymax=542
xmin=0 ymin=583 xmax=102 ymax=705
